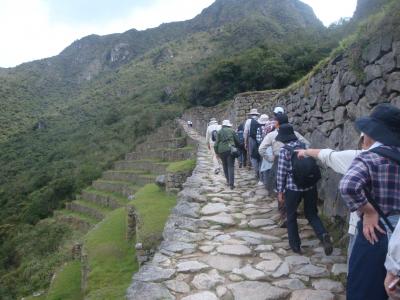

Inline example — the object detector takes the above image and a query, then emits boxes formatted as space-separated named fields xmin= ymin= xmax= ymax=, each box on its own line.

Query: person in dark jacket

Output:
xmin=276 ymin=123 xmax=332 ymax=255
xmin=214 ymin=120 xmax=240 ymax=190
xmin=237 ymin=123 xmax=247 ymax=168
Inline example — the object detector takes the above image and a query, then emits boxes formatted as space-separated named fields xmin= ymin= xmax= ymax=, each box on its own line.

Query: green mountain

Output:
xmin=0 ymin=0 xmax=343 ymax=298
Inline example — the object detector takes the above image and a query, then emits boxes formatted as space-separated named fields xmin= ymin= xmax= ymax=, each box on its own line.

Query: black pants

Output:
xmin=285 ymin=187 xmax=327 ymax=250
xmin=220 ymin=151 xmax=235 ymax=187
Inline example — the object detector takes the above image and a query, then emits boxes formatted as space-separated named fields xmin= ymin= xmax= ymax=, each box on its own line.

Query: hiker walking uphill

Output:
xmin=256 ymin=114 xmax=275 ymax=187
xmin=244 ymin=108 xmax=261 ymax=178
xmin=340 ymin=104 xmax=400 ymax=300
xmin=236 ymin=123 xmax=247 ymax=168
xmin=214 ymin=120 xmax=240 ymax=190
xmin=276 ymin=123 xmax=333 ymax=255
xmin=206 ymin=118 xmax=222 ymax=175
xmin=259 ymin=112 xmax=309 ymax=226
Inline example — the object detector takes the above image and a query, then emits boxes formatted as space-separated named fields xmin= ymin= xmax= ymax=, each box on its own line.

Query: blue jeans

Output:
xmin=285 ymin=187 xmax=327 ymax=250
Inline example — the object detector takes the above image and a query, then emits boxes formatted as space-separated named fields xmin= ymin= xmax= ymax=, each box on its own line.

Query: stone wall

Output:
xmin=182 ymin=34 xmax=400 ymax=218
xmin=165 ymin=169 xmax=194 ymax=193
xmin=182 ymin=90 xmax=280 ymax=134
xmin=270 ymin=35 xmax=400 ymax=217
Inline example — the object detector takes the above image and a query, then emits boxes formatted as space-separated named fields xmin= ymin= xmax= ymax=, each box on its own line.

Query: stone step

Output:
xmin=114 ymin=160 xmax=169 ymax=174
xmin=79 ymin=189 xmax=125 ymax=209
xmin=92 ymin=180 xmax=137 ymax=197
xmin=54 ymin=210 xmax=96 ymax=232
xmin=65 ymin=200 xmax=107 ymax=222
xmin=102 ymin=171 xmax=156 ymax=185
xmin=125 ymin=147 xmax=195 ymax=161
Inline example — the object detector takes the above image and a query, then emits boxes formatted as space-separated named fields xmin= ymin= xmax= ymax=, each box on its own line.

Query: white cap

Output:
xmin=273 ymin=107 xmax=284 ymax=114
xmin=222 ymin=120 xmax=233 ymax=127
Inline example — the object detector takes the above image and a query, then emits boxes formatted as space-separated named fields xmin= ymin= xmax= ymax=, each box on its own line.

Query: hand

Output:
xmin=362 ymin=209 xmax=386 ymax=244
xmin=278 ymin=193 xmax=285 ymax=205
xmin=296 ymin=149 xmax=307 ymax=159
xmin=385 ymin=272 xmax=400 ymax=300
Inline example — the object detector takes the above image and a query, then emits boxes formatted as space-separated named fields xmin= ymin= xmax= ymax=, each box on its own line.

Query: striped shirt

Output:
xmin=339 ymin=146 xmax=400 ymax=215
xmin=276 ymin=140 xmax=313 ymax=193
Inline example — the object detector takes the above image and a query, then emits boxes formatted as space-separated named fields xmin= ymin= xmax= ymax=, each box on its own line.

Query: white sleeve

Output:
xmin=386 ymin=221 xmax=400 ymax=275
xmin=244 ymin=120 xmax=250 ymax=141
xmin=318 ymin=149 xmax=360 ymax=175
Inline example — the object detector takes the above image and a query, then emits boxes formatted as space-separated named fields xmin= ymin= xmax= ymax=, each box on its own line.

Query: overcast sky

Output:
xmin=0 ymin=0 xmax=357 ymax=68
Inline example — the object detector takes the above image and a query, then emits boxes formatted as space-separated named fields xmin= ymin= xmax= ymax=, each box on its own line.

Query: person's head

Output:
xmin=248 ymin=108 xmax=260 ymax=119
xmin=222 ymin=120 xmax=233 ymax=128
xmin=355 ymin=103 xmax=400 ymax=147
xmin=258 ymin=114 xmax=269 ymax=125
xmin=274 ymin=113 xmax=289 ymax=128
xmin=276 ymin=124 xmax=298 ymax=144
xmin=273 ymin=106 xmax=285 ymax=116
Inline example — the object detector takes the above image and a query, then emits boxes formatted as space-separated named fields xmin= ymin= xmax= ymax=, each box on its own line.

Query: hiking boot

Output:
xmin=214 ymin=168 xmax=220 ymax=175
xmin=292 ymin=246 xmax=302 ymax=254
xmin=239 ymin=163 xmax=243 ymax=168
xmin=230 ymin=185 xmax=235 ymax=190
xmin=322 ymin=233 xmax=333 ymax=256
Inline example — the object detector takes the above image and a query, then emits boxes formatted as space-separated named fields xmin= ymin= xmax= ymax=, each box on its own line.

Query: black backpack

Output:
xmin=211 ymin=130 xmax=218 ymax=142
xmin=284 ymin=143 xmax=321 ymax=188
xmin=249 ymin=119 xmax=261 ymax=139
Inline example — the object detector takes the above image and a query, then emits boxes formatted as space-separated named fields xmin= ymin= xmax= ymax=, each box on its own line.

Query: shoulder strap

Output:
xmin=365 ymin=147 xmax=399 ymax=233
xmin=370 ymin=147 xmax=400 ymax=165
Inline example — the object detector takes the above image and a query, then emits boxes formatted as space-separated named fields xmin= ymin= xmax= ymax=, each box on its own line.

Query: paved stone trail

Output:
xmin=127 ymin=122 xmax=347 ymax=300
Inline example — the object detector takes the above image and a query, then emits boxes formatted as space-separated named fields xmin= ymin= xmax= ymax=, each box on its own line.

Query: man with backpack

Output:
xmin=214 ymin=120 xmax=240 ymax=190
xmin=206 ymin=118 xmax=222 ymax=175
xmin=237 ymin=123 xmax=247 ymax=168
xmin=244 ymin=108 xmax=261 ymax=179
xmin=339 ymin=104 xmax=400 ymax=300
xmin=259 ymin=113 xmax=309 ymax=226
xmin=276 ymin=123 xmax=333 ymax=255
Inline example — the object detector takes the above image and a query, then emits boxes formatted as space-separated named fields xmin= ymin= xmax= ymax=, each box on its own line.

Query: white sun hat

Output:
xmin=258 ymin=114 xmax=269 ymax=125
xmin=222 ymin=120 xmax=233 ymax=127
xmin=248 ymin=108 xmax=260 ymax=116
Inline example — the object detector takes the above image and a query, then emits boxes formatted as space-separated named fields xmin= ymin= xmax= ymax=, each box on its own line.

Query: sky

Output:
xmin=0 ymin=0 xmax=357 ymax=68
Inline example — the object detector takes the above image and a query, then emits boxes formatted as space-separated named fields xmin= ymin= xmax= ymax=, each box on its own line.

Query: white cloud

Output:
xmin=0 ymin=0 xmax=357 ymax=68
xmin=301 ymin=0 xmax=357 ymax=26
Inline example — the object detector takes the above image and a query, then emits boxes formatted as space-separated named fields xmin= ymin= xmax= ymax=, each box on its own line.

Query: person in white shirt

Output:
xmin=206 ymin=118 xmax=222 ymax=174
xmin=385 ymin=220 xmax=400 ymax=299
xmin=244 ymin=108 xmax=261 ymax=178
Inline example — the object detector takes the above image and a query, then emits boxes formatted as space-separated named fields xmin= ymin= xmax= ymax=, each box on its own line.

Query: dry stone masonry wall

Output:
xmin=271 ymin=35 xmax=400 ymax=217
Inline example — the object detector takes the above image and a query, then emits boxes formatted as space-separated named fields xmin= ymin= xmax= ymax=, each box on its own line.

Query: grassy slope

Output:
xmin=45 ymin=261 xmax=82 ymax=300
xmin=167 ymin=159 xmax=196 ymax=173
xmin=131 ymin=184 xmax=177 ymax=250
xmin=84 ymin=208 xmax=137 ymax=300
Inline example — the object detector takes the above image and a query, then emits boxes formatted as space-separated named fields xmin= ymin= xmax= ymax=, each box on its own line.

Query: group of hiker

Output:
xmin=205 ymin=103 xmax=400 ymax=300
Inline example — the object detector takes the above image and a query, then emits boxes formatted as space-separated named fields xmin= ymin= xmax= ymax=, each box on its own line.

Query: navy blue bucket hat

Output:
xmin=355 ymin=103 xmax=400 ymax=147
xmin=276 ymin=124 xmax=298 ymax=143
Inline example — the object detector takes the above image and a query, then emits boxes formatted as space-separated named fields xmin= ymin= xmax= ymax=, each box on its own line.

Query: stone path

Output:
xmin=127 ymin=122 xmax=347 ymax=300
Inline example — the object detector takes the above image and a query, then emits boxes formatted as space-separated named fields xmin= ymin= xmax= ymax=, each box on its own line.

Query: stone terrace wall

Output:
xmin=271 ymin=36 xmax=400 ymax=217
xmin=182 ymin=90 xmax=280 ymax=135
